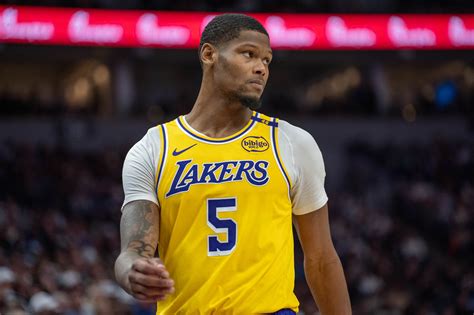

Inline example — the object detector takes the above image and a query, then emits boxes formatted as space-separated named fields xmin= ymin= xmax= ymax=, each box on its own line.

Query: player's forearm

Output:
xmin=116 ymin=200 xmax=160 ymax=293
xmin=304 ymin=250 xmax=351 ymax=315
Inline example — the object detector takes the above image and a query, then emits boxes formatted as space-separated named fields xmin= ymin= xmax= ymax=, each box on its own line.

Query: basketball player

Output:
xmin=115 ymin=14 xmax=351 ymax=314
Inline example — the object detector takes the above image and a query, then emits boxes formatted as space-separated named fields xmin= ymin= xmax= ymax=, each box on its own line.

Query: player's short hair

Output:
xmin=199 ymin=14 xmax=269 ymax=65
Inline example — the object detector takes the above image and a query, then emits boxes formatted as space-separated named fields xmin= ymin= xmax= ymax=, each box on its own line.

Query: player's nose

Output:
xmin=253 ymin=60 xmax=266 ymax=77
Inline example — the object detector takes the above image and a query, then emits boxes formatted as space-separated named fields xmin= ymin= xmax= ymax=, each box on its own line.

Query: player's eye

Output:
xmin=263 ymin=58 xmax=271 ymax=65
xmin=242 ymin=51 xmax=252 ymax=58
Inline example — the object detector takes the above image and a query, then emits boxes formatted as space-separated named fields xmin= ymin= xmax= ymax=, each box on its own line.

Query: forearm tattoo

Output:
xmin=120 ymin=200 xmax=159 ymax=258
xmin=127 ymin=241 xmax=156 ymax=257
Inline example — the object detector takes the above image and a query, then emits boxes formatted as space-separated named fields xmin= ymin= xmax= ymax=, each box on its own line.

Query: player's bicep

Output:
xmin=293 ymin=203 xmax=335 ymax=261
xmin=120 ymin=200 xmax=160 ymax=258
xmin=122 ymin=131 xmax=160 ymax=210
xmin=285 ymin=125 xmax=328 ymax=215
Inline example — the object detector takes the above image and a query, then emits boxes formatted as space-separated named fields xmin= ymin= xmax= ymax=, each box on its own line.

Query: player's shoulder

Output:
xmin=277 ymin=118 xmax=318 ymax=148
xmin=137 ymin=116 xmax=180 ymax=148
xmin=257 ymin=112 xmax=309 ymax=138
xmin=139 ymin=125 xmax=162 ymax=146
xmin=127 ymin=124 xmax=164 ymax=158
xmin=142 ymin=116 xmax=179 ymax=142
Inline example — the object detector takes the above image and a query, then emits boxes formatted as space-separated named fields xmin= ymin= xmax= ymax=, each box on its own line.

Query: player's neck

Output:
xmin=186 ymin=91 xmax=253 ymax=139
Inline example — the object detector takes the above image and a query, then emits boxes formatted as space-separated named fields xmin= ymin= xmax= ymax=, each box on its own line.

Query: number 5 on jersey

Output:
xmin=207 ymin=198 xmax=237 ymax=256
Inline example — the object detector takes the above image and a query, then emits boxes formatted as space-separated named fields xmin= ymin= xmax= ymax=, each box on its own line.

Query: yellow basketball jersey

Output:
xmin=155 ymin=112 xmax=299 ymax=314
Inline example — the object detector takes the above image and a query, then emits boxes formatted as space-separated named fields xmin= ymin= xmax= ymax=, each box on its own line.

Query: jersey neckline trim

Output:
xmin=176 ymin=112 xmax=259 ymax=144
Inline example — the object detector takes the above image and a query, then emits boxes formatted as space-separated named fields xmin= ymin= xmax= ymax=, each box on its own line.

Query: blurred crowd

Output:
xmin=0 ymin=136 xmax=472 ymax=314
xmin=0 ymin=144 xmax=141 ymax=314
xmin=2 ymin=0 xmax=474 ymax=13
xmin=323 ymin=137 xmax=473 ymax=314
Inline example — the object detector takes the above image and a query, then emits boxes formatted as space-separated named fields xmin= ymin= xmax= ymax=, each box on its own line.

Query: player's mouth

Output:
xmin=247 ymin=79 xmax=264 ymax=90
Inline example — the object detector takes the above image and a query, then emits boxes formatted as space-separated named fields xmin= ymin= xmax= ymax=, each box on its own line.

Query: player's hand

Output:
xmin=127 ymin=257 xmax=175 ymax=303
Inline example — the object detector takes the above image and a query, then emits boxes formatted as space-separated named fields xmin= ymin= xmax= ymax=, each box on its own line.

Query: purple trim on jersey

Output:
xmin=251 ymin=115 xmax=278 ymax=127
xmin=271 ymin=117 xmax=291 ymax=188
xmin=156 ymin=124 xmax=167 ymax=191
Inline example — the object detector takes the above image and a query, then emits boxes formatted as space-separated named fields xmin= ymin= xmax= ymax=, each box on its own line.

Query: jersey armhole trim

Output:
xmin=251 ymin=115 xmax=278 ymax=127
xmin=271 ymin=117 xmax=293 ymax=191
xmin=155 ymin=124 xmax=168 ymax=194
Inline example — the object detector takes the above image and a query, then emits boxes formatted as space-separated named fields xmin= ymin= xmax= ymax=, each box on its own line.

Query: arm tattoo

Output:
xmin=120 ymin=200 xmax=159 ymax=258
xmin=127 ymin=240 xmax=156 ymax=257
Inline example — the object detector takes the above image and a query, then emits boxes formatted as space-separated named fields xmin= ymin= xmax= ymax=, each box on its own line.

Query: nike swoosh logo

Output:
xmin=172 ymin=143 xmax=197 ymax=156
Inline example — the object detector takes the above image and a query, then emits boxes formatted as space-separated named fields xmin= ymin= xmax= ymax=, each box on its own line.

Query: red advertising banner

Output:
xmin=1 ymin=6 xmax=474 ymax=49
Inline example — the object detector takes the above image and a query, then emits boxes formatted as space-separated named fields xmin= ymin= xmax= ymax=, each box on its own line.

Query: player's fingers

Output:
xmin=129 ymin=272 xmax=174 ymax=288
xmin=132 ymin=259 xmax=169 ymax=277
xmin=133 ymin=293 xmax=161 ymax=303
xmin=130 ymin=282 xmax=174 ymax=297
xmin=149 ymin=258 xmax=171 ymax=278
xmin=134 ymin=293 xmax=167 ymax=302
xmin=148 ymin=257 xmax=164 ymax=264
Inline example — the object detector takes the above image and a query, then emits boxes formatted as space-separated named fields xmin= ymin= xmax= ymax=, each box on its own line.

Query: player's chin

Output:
xmin=245 ymin=88 xmax=265 ymax=99
xmin=245 ymin=86 xmax=264 ymax=97
xmin=237 ymin=93 xmax=262 ymax=110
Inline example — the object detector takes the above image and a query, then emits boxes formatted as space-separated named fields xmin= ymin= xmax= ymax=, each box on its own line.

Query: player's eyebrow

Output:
xmin=238 ymin=43 xmax=273 ymax=55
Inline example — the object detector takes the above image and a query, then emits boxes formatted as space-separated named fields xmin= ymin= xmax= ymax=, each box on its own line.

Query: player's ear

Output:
xmin=200 ymin=43 xmax=217 ymax=67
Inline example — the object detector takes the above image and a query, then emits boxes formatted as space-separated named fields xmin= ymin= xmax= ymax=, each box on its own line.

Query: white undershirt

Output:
xmin=122 ymin=118 xmax=328 ymax=215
